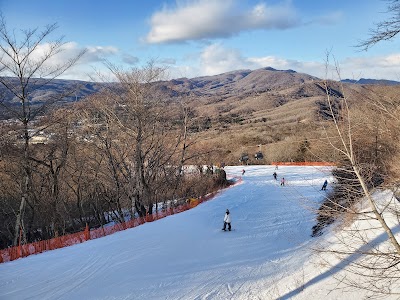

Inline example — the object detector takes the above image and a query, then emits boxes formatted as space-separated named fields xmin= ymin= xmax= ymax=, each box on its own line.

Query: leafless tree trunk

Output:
xmin=0 ymin=16 xmax=85 ymax=245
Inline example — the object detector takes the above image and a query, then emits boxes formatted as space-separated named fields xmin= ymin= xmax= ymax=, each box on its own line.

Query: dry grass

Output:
xmin=181 ymin=79 xmax=400 ymax=167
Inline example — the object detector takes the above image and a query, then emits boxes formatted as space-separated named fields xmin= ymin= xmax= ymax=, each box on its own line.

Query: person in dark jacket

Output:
xmin=321 ymin=180 xmax=328 ymax=191
xmin=222 ymin=209 xmax=232 ymax=231
xmin=273 ymin=172 xmax=277 ymax=180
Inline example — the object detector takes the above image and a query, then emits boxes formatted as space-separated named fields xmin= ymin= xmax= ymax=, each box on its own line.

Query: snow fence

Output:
xmin=0 ymin=177 xmax=242 ymax=264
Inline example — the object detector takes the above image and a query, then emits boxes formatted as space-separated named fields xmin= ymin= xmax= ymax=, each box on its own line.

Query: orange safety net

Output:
xmin=0 ymin=229 xmax=88 ymax=264
xmin=0 ymin=182 xmax=242 ymax=264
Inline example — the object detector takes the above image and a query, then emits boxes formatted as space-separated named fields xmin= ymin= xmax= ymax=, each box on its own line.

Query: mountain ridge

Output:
xmin=341 ymin=78 xmax=400 ymax=85
xmin=1 ymin=66 xmax=400 ymax=164
xmin=157 ymin=67 xmax=318 ymax=97
xmin=2 ymin=67 xmax=399 ymax=109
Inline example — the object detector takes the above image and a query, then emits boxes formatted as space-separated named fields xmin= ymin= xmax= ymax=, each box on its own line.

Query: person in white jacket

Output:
xmin=222 ymin=209 xmax=232 ymax=231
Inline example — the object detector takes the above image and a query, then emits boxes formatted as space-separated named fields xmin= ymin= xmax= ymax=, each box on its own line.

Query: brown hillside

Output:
xmin=168 ymin=68 xmax=400 ymax=165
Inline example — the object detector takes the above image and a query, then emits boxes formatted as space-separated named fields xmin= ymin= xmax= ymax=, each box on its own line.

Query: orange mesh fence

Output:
xmin=0 ymin=230 xmax=88 ymax=264
xmin=272 ymin=162 xmax=336 ymax=166
xmin=0 ymin=178 xmax=241 ymax=264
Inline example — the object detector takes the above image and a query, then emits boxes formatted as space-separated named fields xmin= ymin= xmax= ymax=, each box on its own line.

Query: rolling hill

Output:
xmin=1 ymin=67 xmax=400 ymax=164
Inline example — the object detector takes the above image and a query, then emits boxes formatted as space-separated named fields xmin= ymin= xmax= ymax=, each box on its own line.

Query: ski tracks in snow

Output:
xmin=34 ymin=254 xmax=109 ymax=299
xmin=0 ymin=165 xmax=331 ymax=300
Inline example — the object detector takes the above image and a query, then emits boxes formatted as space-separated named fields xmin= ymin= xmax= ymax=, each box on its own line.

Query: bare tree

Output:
xmin=325 ymin=55 xmax=399 ymax=250
xmin=0 ymin=16 xmax=85 ymax=245
xmin=358 ymin=0 xmax=400 ymax=50
xmin=309 ymin=54 xmax=400 ymax=297
xmin=83 ymin=62 xmax=185 ymax=217
xmin=76 ymin=94 xmax=132 ymax=223
xmin=28 ymin=110 xmax=72 ymax=237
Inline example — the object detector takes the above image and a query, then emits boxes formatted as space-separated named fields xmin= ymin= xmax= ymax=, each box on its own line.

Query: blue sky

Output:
xmin=1 ymin=0 xmax=400 ymax=81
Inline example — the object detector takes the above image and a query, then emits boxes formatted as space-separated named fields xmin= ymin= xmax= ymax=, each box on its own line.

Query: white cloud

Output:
xmin=122 ymin=54 xmax=140 ymax=65
xmin=145 ymin=0 xmax=300 ymax=44
xmin=199 ymin=43 xmax=252 ymax=75
xmin=83 ymin=45 xmax=119 ymax=63
xmin=28 ymin=42 xmax=118 ymax=65
xmin=42 ymin=43 xmax=120 ymax=80
xmin=171 ymin=43 xmax=400 ymax=81
xmin=343 ymin=54 xmax=400 ymax=69
xmin=9 ymin=39 xmax=400 ymax=82
xmin=58 ymin=46 xmax=400 ymax=83
xmin=20 ymin=42 xmax=119 ymax=71
xmin=340 ymin=54 xmax=400 ymax=80
xmin=197 ymin=43 xmax=324 ymax=77
xmin=0 ymin=41 xmax=123 ymax=81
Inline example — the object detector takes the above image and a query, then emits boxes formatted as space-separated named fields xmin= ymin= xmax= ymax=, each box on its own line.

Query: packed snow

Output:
xmin=0 ymin=165 xmax=397 ymax=299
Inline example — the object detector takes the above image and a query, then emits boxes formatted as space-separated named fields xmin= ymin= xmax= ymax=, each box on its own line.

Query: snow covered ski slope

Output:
xmin=0 ymin=165 xmax=333 ymax=300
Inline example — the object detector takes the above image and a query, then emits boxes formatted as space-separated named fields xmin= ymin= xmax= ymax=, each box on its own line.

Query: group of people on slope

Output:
xmin=224 ymin=169 xmax=329 ymax=231
xmin=273 ymin=172 xmax=328 ymax=190
xmin=273 ymin=171 xmax=285 ymax=186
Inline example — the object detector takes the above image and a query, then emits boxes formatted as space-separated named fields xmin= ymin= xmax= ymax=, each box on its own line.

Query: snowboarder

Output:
xmin=273 ymin=172 xmax=277 ymax=180
xmin=222 ymin=209 xmax=232 ymax=231
xmin=242 ymin=169 xmax=245 ymax=176
xmin=275 ymin=165 xmax=279 ymax=170
xmin=321 ymin=180 xmax=328 ymax=191
xmin=280 ymin=177 xmax=285 ymax=186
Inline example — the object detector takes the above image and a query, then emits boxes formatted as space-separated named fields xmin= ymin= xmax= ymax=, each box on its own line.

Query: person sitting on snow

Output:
xmin=222 ymin=209 xmax=232 ymax=231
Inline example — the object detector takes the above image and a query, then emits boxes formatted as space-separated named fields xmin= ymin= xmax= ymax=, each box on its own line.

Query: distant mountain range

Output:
xmin=2 ymin=67 xmax=400 ymax=164
xmin=0 ymin=78 xmax=105 ymax=118
xmin=0 ymin=67 xmax=399 ymax=119
xmin=341 ymin=78 xmax=400 ymax=85
xmin=153 ymin=67 xmax=318 ymax=98
xmin=0 ymin=78 xmax=104 ymax=105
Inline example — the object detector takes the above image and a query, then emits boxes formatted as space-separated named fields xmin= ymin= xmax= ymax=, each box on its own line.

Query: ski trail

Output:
xmin=0 ymin=165 xmax=331 ymax=300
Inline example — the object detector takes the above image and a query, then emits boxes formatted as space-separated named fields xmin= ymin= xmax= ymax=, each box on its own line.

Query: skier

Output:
xmin=280 ymin=177 xmax=285 ymax=186
xmin=222 ymin=209 xmax=232 ymax=231
xmin=273 ymin=172 xmax=277 ymax=180
xmin=321 ymin=180 xmax=328 ymax=191
xmin=242 ymin=169 xmax=245 ymax=175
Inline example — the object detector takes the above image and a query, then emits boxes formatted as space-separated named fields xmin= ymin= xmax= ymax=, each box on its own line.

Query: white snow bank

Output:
xmin=269 ymin=189 xmax=400 ymax=300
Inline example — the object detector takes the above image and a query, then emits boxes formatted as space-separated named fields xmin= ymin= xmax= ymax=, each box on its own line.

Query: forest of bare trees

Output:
xmin=0 ymin=20 xmax=227 ymax=249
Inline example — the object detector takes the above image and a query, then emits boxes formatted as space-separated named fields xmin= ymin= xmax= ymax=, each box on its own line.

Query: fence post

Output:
xmin=146 ymin=213 xmax=153 ymax=222
xmin=18 ymin=228 xmax=22 ymax=259
xmin=84 ymin=223 xmax=90 ymax=241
